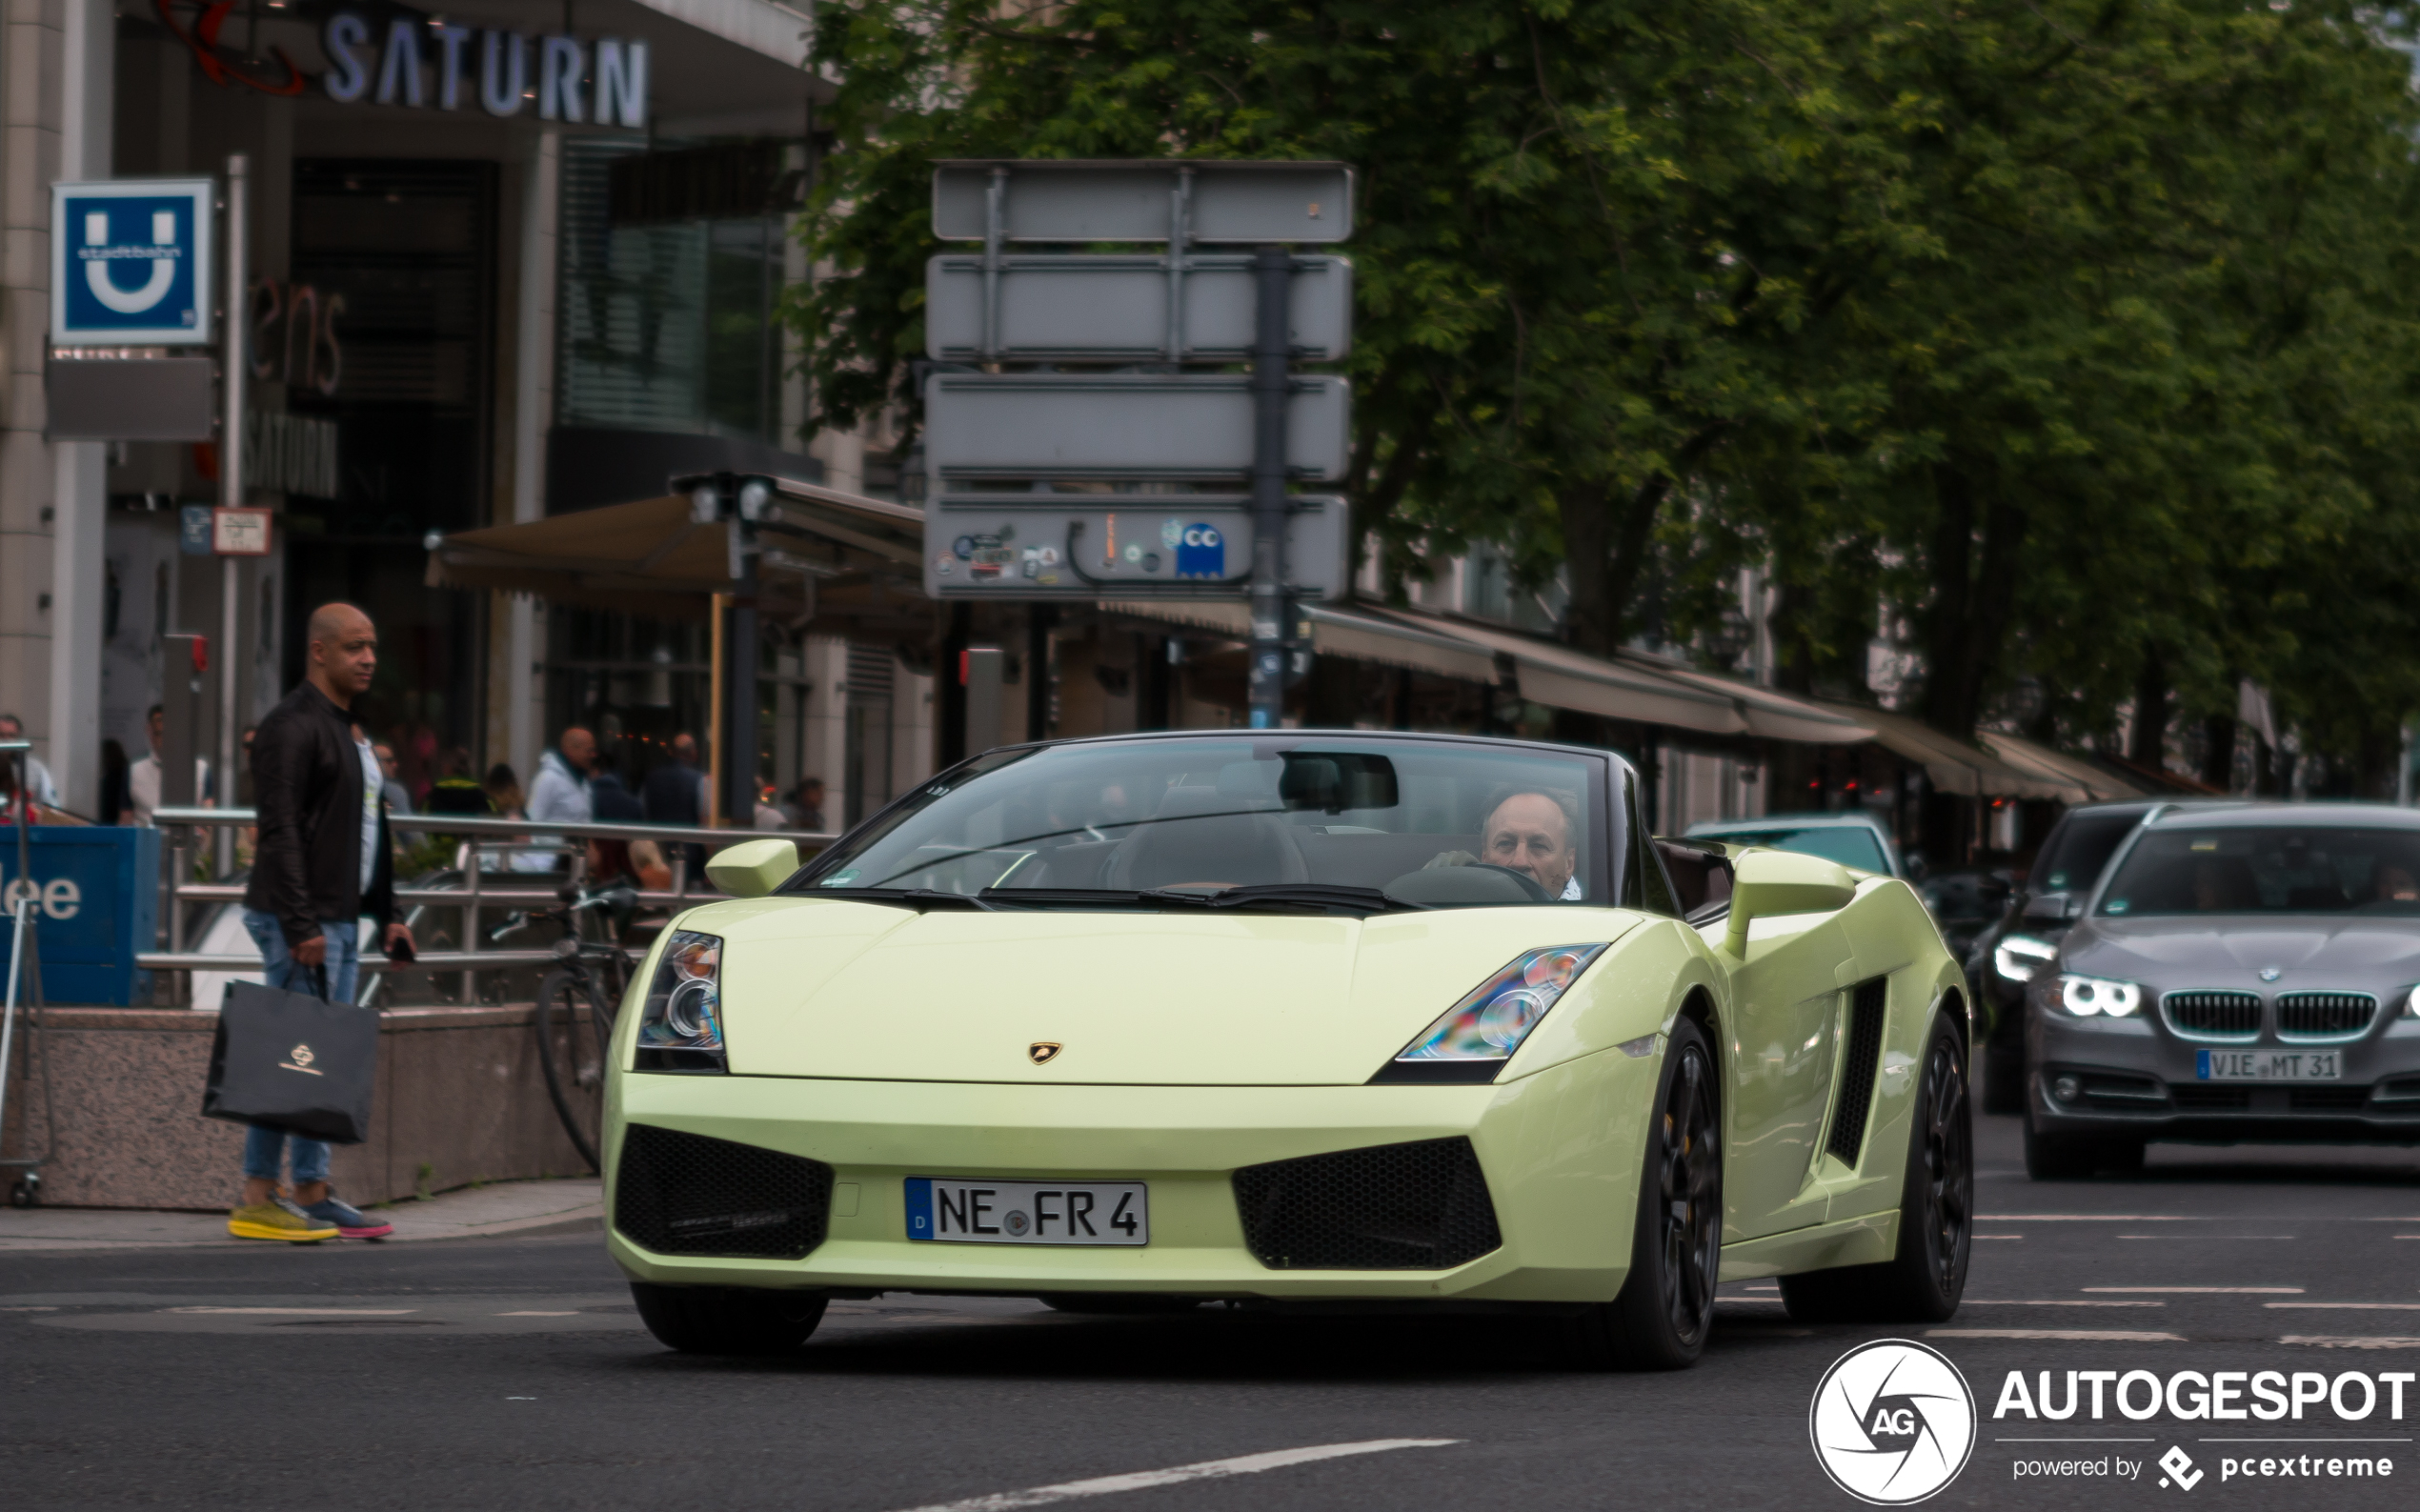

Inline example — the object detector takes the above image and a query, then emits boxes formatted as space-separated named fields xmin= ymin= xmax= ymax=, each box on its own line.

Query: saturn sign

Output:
xmin=50 ymin=179 xmax=215 ymax=346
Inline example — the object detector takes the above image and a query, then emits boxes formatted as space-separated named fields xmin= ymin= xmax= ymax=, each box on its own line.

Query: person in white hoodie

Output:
xmin=517 ymin=726 xmax=594 ymax=873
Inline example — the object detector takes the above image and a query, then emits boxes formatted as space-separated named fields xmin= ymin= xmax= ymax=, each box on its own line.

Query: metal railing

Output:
xmin=139 ymin=807 xmax=836 ymax=1004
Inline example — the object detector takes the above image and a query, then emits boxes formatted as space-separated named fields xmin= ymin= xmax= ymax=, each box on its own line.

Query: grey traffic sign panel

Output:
xmin=924 ymin=373 xmax=1352 ymax=483
xmin=934 ymin=160 xmax=1354 ymax=244
xmin=925 ymin=494 xmax=1352 ymax=601
xmin=926 ymin=253 xmax=1351 ymax=363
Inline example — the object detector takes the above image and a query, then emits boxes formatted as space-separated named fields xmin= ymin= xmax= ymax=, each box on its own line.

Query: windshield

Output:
xmin=1708 ymin=825 xmax=1889 ymax=875
xmin=793 ymin=736 xmax=1619 ymax=909
xmin=2034 ymin=810 xmax=2142 ymax=893
xmin=2097 ymin=826 xmax=2420 ymax=917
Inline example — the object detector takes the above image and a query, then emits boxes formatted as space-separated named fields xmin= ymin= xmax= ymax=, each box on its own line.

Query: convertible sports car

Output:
xmin=2026 ymin=802 xmax=2420 ymax=1178
xmin=602 ymin=731 xmax=1972 ymax=1368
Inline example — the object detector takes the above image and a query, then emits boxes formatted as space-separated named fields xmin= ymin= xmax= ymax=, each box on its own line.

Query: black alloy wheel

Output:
xmin=1782 ymin=1015 xmax=1973 ymax=1323
xmin=1567 ymin=1018 xmax=1722 ymax=1370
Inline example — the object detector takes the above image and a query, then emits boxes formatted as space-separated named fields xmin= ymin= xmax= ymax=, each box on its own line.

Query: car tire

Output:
xmin=1565 ymin=1017 xmax=1722 ymax=1371
xmin=1038 ymin=1294 xmax=1202 ymax=1315
xmin=1780 ymin=1015 xmax=1974 ymax=1325
xmin=630 ymin=1283 xmax=827 ymax=1356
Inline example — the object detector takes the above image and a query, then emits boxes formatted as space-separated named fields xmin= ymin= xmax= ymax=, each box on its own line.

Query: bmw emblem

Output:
xmin=2259 ymin=967 xmax=2282 ymax=982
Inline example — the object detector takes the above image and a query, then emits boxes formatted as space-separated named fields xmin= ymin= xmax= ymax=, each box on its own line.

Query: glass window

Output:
xmin=1710 ymin=825 xmax=1888 ymax=874
xmin=2035 ymin=810 xmax=2141 ymax=892
xmin=796 ymin=736 xmax=1619 ymax=910
xmin=2098 ymin=827 xmax=2420 ymax=917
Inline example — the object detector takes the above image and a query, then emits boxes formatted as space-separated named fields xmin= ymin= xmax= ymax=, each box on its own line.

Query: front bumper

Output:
xmin=602 ymin=1046 xmax=1660 ymax=1304
xmin=2027 ymin=1005 xmax=2420 ymax=1141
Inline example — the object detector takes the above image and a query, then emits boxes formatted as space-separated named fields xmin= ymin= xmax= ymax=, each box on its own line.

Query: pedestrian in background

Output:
xmin=127 ymin=704 xmax=211 ymax=826
xmin=232 ymin=602 xmax=413 ymax=1244
xmin=373 ymin=742 xmax=413 ymax=816
xmin=0 ymin=714 xmax=57 ymax=808
xmin=641 ymin=732 xmax=703 ymax=827
xmin=521 ymin=727 xmax=593 ymax=873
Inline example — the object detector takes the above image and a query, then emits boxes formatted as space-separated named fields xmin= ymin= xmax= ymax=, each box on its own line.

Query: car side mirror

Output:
xmin=1723 ymin=848 xmax=1860 ymax=956
xmin=706 ymin=837 xmax=798 ymax=898
xmin=2022 ymin=891 xmax=2080 ymax=925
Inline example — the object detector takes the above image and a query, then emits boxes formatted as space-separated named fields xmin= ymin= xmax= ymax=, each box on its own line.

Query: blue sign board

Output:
xmin=50 ymin=179 xmax=215 ymax=346
xmin=0 ymin=828 xmax=161 ymax=1005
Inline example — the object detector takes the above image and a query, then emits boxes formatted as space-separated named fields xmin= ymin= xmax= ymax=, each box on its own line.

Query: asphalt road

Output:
xmin=10 ymin=1113 xmax=2420 ymax=1512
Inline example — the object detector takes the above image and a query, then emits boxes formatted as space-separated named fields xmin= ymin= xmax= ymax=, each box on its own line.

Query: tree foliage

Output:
xmin=790 ymin=0 xmax=2420 ymax=783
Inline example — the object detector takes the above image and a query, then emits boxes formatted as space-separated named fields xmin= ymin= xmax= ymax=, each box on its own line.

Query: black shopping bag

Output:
xmin=202 ymin=972 xmax=379 ymax=1144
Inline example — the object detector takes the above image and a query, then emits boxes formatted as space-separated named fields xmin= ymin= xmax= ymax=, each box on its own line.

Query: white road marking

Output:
xmin=2270 ymin=1302 xmax=2420 ymax=1311
xmin=2086 ymin=1287 xmax=2303 ymax=1294
xmin=2280 ymin=1337 xmax=2420 ymax=1350
xmin=165 ymin=1297 xmax=415 ymax=1306
xmin=496 ymin=1311 xmax=579 ymax=1317
xmin=2201 ymin=1438 xmax=2412 ymax=1443
xmin=2118 ymin=1235 xmax=2294 ymax=1240
xmin=879 ymin=1440 xmax=1462 ymax=1512
xmin=166 ymin=1307 xmax=417 ymax=1316
xmin=1974 ymin=1235 xmax=2025 ymax=1240
xmin=1985 ymin=1214 xmax=2194 ymax=1221
xmin=1996 ymin=1438 xmax=2154 ymax=1443
xmin=1963 ymin=1300 xmax=2165 ymax=1307
xmin=1929 ymin=1329 xmax=2186 ymax=1341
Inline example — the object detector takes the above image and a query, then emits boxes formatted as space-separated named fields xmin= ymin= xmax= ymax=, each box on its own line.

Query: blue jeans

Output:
xmin=237 ymin=910 xmax=362 ymax=1186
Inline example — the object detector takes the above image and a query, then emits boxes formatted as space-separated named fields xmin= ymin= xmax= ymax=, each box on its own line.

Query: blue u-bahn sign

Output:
xmin=50 ymin=179 xmax=215 ymax=346
xmin=0 ymin=828 xmax=160 ymax=1005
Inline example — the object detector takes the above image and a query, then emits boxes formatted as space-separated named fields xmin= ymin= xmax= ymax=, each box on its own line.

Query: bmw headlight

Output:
xmin=1993 ymin=934 xmax=2058 ymax=983
xmin=635 ymin=930 xmax=726 ymax=1072
xmin=1377 ymin=944 xmax=1608 ymax=1082
xmin=2406 ymin=984 xmax=2420 ymax=1018
xmin=2057 ymin=974 xmax=2142 ymax=1018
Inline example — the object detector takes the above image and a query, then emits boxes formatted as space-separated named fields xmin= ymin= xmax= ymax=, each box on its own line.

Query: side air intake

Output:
xmin=1825 ymin=977 xmax=1889 ymax=1166
xmin=1233 ymin=1137 xmax=1502 ymax=1270
xmin=614 ymin=1123 xmax=834 ymax=1260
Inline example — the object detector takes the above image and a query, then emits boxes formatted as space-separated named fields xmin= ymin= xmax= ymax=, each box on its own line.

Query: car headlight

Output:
xmin=1386 ymin=944 xmax=1609 ymax=1077
xmin=2407 ymin=984 xmax=2420 ymax=1018
xmin=1993 ymin=934 xmax=2058 ymax=983
xmin=2057 ymin=974 xmax=2142 ymax=1018
xmin=635 ymin=930 xmax=726 ymax=1072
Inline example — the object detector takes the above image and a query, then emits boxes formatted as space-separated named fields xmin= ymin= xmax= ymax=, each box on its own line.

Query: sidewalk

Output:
xmin=0 ymin=1178 xmax=603 ymax=1251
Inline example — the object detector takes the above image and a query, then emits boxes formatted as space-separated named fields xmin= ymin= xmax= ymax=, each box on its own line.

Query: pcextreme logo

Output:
xmin=1810 ymin=1339 xmax=1979 ymax=1504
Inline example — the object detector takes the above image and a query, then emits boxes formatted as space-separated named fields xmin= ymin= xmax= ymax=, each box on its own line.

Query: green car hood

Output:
xmin=688 ymin=897 xmax=1642 ymax=1086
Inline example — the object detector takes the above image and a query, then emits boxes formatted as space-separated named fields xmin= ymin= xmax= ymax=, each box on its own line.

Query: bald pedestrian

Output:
xmin=232 ymin=602 xmax=412 ymax=1243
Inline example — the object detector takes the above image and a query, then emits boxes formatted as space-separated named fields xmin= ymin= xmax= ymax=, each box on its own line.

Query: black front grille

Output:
xmin=1825 ymin=978 xmax=1890 ymax=1166
xmin=2164 ymin=991 xmax=2262 ymax=1038
xmin=1233 ymin=1137 xmax=1502 ymax=1270
xmin=614 ymin=1123 xmax=834 ymax=1260
xmin=2275 ymin=993 xmax=2376 ymax=1038
xmin=2290 ymin=1086 xmax=2373 ymax=1113
xmin=2170 ymin=1085 xmax=2252 ymax=1112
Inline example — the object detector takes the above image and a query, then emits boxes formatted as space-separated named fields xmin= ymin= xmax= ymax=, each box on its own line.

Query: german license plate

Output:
xmin=2197 ymin=1049 xmax=2342 ymax=1081
xmin=903 ymin=1179 xmax=1147 ymax=1245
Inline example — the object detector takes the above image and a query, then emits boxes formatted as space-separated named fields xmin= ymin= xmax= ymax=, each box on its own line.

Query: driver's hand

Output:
xmin=1422 ymin=850 xmax=1478 ymax=870
xmin=291 ymin=934 xmax=328 ymax=967
xmin=386 ymin=922 xmax=414 ymax=953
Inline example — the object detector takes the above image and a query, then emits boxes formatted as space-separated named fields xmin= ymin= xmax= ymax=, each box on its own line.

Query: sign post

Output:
xmin=922 ymin=160 xmax=1354 ymax=729
xmin=217 ymin=155 xmax=248 ymax=876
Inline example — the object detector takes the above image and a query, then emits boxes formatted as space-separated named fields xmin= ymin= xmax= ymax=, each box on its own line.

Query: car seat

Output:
xmin=1104 ymin=783 xmax=1308 ymax=892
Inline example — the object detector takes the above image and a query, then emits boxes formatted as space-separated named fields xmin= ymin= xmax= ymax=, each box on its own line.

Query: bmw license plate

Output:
xmin=2196 ymin=1049 xmax=2342 ymax=1081
xmin=904 ymin=1179 xmax=1148 ymax=1245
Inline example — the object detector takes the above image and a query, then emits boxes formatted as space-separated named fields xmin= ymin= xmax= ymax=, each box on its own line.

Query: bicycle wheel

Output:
xmin=534 ymin=966 xmax=611 ymax=1172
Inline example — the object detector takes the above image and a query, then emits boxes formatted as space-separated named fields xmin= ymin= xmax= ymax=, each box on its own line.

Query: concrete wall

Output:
xmin=0 ymin=1004 xmax=593 ymax=1208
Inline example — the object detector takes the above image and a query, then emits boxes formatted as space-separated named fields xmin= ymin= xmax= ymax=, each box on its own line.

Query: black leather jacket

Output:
xmin=240 ymin=681 xmax=394 ymax=948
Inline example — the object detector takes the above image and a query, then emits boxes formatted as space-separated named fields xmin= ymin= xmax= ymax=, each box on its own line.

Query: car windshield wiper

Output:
xmin=973 ymin=884 xmax=1417 ymax=916
xmin=804 ymin=886 xmax=998 ymax=912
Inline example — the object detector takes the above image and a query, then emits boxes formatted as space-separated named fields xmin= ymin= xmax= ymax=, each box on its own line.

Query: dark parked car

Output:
xmin=2024 ymin=803 xmax=2420 ymax=1178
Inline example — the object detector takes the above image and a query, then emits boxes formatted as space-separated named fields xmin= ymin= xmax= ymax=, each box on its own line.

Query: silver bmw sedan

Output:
xmin=2025 ymin=802 xmax=2420 ymax=1178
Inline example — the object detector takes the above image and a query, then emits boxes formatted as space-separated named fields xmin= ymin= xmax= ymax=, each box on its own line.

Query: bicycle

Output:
xmin=492 ymin=882 xmax=636 ymax=1173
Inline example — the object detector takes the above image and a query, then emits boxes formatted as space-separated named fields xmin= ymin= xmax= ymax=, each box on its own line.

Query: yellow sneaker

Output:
xmin=229 ymin=1196 xmax=339 ymax=1242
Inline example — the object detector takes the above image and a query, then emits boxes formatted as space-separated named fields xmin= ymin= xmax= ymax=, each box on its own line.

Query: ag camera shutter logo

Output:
xmin=1809 ymin=1339 xmax=1978 ymax=1504
xmin=50 ymin=179 xmax=215 ymax=345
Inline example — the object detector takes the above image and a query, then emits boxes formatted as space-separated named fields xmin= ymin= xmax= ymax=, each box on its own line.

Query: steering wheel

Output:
xmin=1469 ymin=862 xmax=1555 ymax=903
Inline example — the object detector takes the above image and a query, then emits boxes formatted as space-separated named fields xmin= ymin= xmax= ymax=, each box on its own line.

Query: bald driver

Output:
xmin=1427 ymin=790 xmax=1584 ymax=899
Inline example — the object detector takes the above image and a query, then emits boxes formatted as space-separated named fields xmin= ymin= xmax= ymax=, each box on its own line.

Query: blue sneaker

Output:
xmin=299 ymin=1192 xmax=393 ymax=1240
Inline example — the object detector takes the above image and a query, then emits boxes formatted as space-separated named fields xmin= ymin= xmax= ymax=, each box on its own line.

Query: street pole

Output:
xmin=1248 ymin=244 xmax=1291 ymax=730
xmin=720 ymin=479 xmax=760 ymax=825
xmin=218 ymin=153 xmax=247 ymax=874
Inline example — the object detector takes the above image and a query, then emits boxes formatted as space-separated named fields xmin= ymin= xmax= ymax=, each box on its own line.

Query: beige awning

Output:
xmin=1099 ymin=599 xmax=1500 ymax=681
xmin=1981 ymin=731 xmax=2147 ymax=803
xmin=1818 ymin=702 xmax=2074 ymax=800
xmin=1356 ymin=608 xmax=1747 ymax=734
xmin=1612 ymin=652 xmax=1877 ymax=744
xmin=426 ymin=478 xmax=925 ymax=629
